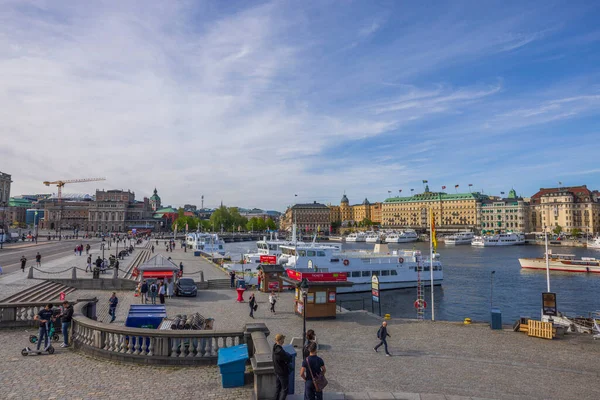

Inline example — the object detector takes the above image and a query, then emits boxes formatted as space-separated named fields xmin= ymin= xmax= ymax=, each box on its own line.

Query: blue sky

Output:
xmin=1 ymin=1 xmax=600 ymax=210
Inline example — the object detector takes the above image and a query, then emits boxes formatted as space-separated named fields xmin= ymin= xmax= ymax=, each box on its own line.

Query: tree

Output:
xmin=570 ymin=228 xmax=582 ymax=237
xmin=553 ymin=225 xmax=563 ymax=235
xmin=361 ymin=218 xmax=373 ymax=227
xmin=266 ymin=218 xmax=277 ymax=231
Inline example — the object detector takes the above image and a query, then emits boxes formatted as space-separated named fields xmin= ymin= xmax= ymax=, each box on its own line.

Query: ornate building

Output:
xmin=42 ymin=198 xmax=92 ymax=232
xmin=480 ymin=189 xmax=529 ymax=233
xmin=280 ymin=201 xmax=331 ymax=233
xmin=0 ymin=171 xmax=11 ymax=235
xmin=529 ymin=185 xmax=600 ymax=234
xmin=329 ymin=195 xmax=382 ymax=225
xmin=382 ymin=185 xmax=487 ymax=231
xmin=88 ymin=189 xmax=153 ymax=233
xmin=149 ymin=188 xmax=161 ymax=211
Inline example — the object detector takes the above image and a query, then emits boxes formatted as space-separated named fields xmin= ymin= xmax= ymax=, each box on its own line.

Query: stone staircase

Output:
xmin=1 ymin=280 xmax=77 ymax=303
xmin=207 ymin=279 xmax=232 ymax=290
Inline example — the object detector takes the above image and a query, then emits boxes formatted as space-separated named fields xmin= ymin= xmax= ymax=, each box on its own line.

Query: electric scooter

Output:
xmin=22 ymin=322 xmax=55 ymax=356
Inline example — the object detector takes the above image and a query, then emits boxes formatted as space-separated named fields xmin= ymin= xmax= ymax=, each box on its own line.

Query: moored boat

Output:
xmin=519 ymin=253 xmax=600 ymax=273
xmin=445 ymin=231 xmax=474 ymax=245
xmin=472 ymin=232 xmax=525 ymax=247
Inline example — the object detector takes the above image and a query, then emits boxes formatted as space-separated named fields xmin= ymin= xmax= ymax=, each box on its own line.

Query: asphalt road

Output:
xmin=0 ymin=240 xmax=108 ymax=274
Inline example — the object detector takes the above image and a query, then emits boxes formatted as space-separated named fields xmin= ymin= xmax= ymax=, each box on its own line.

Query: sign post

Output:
xmin=371 ymin=275 xmax=381 ymax=316
xmin=542 ymin=292 xmax=557 ymax=319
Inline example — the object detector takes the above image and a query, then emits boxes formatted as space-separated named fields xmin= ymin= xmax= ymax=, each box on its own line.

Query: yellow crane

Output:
xmin=43 ymin=177 xmax=106 ymax=202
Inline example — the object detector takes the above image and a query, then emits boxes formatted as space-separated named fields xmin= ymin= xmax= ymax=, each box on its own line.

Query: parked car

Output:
xmin=175 ymin=278 xmax=197 ymax=297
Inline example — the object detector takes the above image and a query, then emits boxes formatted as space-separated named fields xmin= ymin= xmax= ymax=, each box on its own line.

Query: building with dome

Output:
xmin=329 ymin=194 xmax=382 ymax=227
xmin=149 ymin=188 xmax=161 ymax=212
xmin=480 ymin=189 xmax=529 ymax=233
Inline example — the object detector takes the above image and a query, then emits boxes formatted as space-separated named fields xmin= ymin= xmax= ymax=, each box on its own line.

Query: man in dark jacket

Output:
xmin=95 ymin=256 xmax=103 ymax=269
xmin=374 ymin=321 xmax=391 ymax=356
xmin=272 ymin=333 xmax=292 ymax=400
xmin=140 ymin=280 xmax=149 ymax=303
xmin=58 ymin=301 xmax=74 ymax=347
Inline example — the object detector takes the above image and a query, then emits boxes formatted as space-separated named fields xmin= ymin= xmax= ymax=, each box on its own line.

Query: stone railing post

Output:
xmin=27 ymin=267 xmax=34 ymax=279
xmin=246 ymin=323 xmax=275 ymax=400
xmin=199 ymin=271 xmax=204 ymax=282
xmin=72 ymin=267 xmax=77 ymax=279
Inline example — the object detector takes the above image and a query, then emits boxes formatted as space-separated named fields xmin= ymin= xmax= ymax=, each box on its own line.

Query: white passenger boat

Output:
xmin=471 ymin=232 xmax=525 ymax=247
xmin=186 ymin=233 xmax=226 ymax=255
xmin=445 ymin=231 xmax=474 ymax=245
xmin=279 ymin=242 xmax=442 ymax=293
xmin=365 ymin=232 xmax=381 ymax=243
xmin=587 ymin=237 xmax=600 ymax=249
xmin=519 ymin=253 xmax=600 ymax=273
xmin=346 ymin=232 xmax=367 ymax=242
xmin=385 ymin=229 xmax=418 ymax=243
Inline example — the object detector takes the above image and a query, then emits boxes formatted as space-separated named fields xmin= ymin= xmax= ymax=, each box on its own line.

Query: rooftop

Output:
xmin=384 ymin=191 xmax=489 ymax=203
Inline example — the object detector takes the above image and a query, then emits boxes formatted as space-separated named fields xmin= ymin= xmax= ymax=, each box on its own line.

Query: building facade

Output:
xmin=382 ymin=186 xmax=487 ymax=231
xmin=6 ymin=198 xmax=32 ymax=227
xmin=0 ymin=171 xmax=11 ymax=206
xmin=42 ymin=199 xmax=92 ymax=232
xmin=480 ymin=189 xmax=529 ymax=233
xmin=281 ymin=202 xmax=331 ymax=233
xmin=329 ymin=195 xmax=382 ymax=225
xmin=529 ymin=185 xmax=600 ymax=234
xmin=89 ymin=190 xmax=153 ymax=233
xmin=149 ymin=188 xmax=161 ymax=211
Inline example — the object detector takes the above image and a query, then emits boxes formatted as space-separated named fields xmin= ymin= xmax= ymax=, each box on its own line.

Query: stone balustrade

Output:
xmin=0 ymin=299 xmax=95 ymax=328
xmin=71 ymin=301 xmax=246 ymax=365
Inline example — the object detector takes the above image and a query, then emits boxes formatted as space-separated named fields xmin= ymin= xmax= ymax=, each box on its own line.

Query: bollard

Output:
xmin=384 ymin=314 xmax=391 ymax=320
xmin=72 ymin=267 xmax=77 ymax=279
xmin=464 ymin=318 xmax=472 ymax=325
xmin=27 ymin=266 xmax=34 ymax=279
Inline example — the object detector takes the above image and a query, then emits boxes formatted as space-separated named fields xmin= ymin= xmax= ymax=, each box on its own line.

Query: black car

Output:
xmin=176 ymin=278 xmax=197 ymax=297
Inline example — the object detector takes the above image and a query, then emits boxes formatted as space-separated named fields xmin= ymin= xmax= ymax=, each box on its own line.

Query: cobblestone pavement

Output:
xmin=0 ymin=329 xmax=251 ymax=400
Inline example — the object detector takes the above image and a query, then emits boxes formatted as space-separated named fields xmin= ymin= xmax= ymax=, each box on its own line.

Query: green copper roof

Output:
xmin=8 ymin=198 xmax=32 ymax=207
xmin=150 ymin=188 xmax=161 ymax=201
xmin=384 ymin=191 xmax=488 ymax=203
xmin=508 ymin=189 xmax=517 ymax=199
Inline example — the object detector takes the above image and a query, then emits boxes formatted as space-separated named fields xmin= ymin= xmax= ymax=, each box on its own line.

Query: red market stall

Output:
xmin=134 ymin=254 xmax=180 ymax=283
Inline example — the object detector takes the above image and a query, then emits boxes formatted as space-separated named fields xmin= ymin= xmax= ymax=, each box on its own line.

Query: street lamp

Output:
xmin=490 ymin=271 xmax=496 ymax=309
xmin=300 ymin=278 xmax=309 ymax=348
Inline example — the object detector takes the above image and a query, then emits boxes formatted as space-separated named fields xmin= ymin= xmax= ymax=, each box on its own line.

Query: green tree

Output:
xmin=361 ymin=218 xmax=373 ymax=227
xmin=570 ymin=228 xmax=582 ymax=237
xmin=553 ymin=225 xmax=563 ymax=235
xmin=266 ymin=218 xmax=277 ymax=231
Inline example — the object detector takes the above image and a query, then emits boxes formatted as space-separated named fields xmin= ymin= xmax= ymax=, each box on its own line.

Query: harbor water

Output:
xmin=223 ymin=241 xmax=600 ymax=323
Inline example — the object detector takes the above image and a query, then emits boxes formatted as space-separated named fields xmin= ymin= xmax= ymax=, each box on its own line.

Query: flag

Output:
xmin=410 ymin=188 xmax=414 ymax=191
xmin=454 ymin=184 xmax=459 ymax=188
xmin=558 ymin=182 xmax=562 ymax=186
xmin=423 ymin=180 xmax=428 ymax=183
xmin=501 ymin=192 xmax=505 ymax=194
xmin=431 ymin=210 xmax=437 ymax=252
xmin=295 ymin=194 xmax=298 ymax=197
xmin=442 ymin=186 xmax=446 ymax=190
xmin=468 ymin=184 xmax=473 ymax=187
xmin=399 ymin=189 xmax=402 ymax=193
xmin=388 ymin=191 xmax=391 ymax=194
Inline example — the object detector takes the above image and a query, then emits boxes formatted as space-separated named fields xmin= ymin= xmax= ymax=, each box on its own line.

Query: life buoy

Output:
xmin=343 ymin=259 xmax=349 ymax=266
xmin=414 ymin=299 xmax=427 ymax=309
xmin=398 ymin=257 xmax=404 ymax=264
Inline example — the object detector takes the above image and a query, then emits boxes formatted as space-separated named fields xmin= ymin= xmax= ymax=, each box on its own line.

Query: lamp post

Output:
xmin=101 ymin=242 xmax=105 ymax=259
xmin=300 ymin=278 xmax=309 ymax=348
xmin=490 ymin=270 xmax=496 ymax=309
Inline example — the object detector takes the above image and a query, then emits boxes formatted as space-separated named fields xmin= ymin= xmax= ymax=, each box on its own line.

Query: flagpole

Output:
xmin=430 ymin=209 xmax=435 ymax=321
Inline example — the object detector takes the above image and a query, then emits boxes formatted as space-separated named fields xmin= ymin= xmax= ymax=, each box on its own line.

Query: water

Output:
xmin=223 ymin=241 xmax=600 ymax=322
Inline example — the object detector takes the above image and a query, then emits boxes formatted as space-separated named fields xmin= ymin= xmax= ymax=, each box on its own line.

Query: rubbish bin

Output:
xmin=217 ymin=344 xmax=248 ymax=388
xmin=125 ymin=305 xmax=167 ymax=329
xmin=194 ymin=251 xmax=201 ymax=257
xmin=490 ymin=308 xmax=502 ymax=330
xmin=282 ymin=344 xmax=297 ymax=394
xmin=92 ymin=268 xmax=100 ymax=279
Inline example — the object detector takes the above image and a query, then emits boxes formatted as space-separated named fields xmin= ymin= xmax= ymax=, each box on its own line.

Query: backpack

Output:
xmin=377 ymin=327 xmax=382 ymax=339
xmin=150 ymin=284 xmax=157 ymax=293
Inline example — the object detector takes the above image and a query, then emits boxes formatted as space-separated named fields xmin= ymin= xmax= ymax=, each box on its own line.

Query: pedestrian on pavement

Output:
xmin=0 ymin=264 xmax=3 ymax=275
xmin=74 ymin=247 xmax=77 ymax=256
xmin=167 ymin=279 xmax=174 ymax=299
xmin=114 ymin=259 xmax=119 ymax=275
xmin=57 ymin=301 xmax=73 ymax=347
xmin=151 ymin=245 xmax=154 ymax=253
xmin=374 ymin=321 xmax=391 ymax=356
xmin=86 ymin=244 xmax=90 ymax=254
xmin=95 ymin=256 xmax=102 ymax=271
xmin=179 ymin=262 xmax=184 ymax=274
xmin=229 ymin=270 xmax=236 ymax=288
xmin=20 ymin=255 xmax=27 ymax=272
xmin=303 ymin=329 xmax=316 ymax=359
xmin=108 ymin=292 xmax=118 ymax=323
xmin=158 ymin=282 xmax=166 ymax=304
xmin=140 ymin=280 xmax=149 ymax=303
xmin=269 ymin=291 xmax=277 ymax=314
xmin=33 ymin=303 xmax=54 ymax=353
xmin=301 ymin=341 xmax=327 ymax=400
xmin=249 ymin=293 xmax=256 ymax=318
xmin=149 ymin=281 xmax=158 ymax=304
xmin=36 ymin=252 xmax=42 ymax=267
xmin=273 ymin=333 xmax=292 ymax=400
xmin=86 ymin=255 xmax=92 ymax=272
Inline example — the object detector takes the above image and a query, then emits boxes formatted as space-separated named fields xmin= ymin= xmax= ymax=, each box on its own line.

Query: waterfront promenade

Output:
xmin=1 ymin=243 xmax=599 ymax=399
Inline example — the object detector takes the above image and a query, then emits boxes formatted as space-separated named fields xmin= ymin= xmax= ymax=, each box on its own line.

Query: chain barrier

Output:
xmin=32 ymin=266 xmax=76 ymax=274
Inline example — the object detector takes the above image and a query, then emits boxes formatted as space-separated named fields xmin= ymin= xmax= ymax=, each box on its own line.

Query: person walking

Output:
xmin=114 ymin=259 xmax=120 ymax=275
xmin=151 ymin=245 xmax=154 ymax=253
xmin=33 ymin=303 xmax=55 ymax=353
xmin=95 ymin=256 xmax=102 ymax=271
xmin=167 ymin=279 xmax=174 ymax=299
xmin=86 ymin=243 xmax=90 ymax=254
xmin=149 ymin=281 xmax=158 ymax=304
xmin=140 ymin=280 xmax=149 ymax=304
xmin=374 ymin=321 xmax=391 ymax=356
xmin=86 ymin=255 xmax=92 ymax=272
xmin=20 ymin=255 xmax=27 ymax=273
xmin=269 ymin=291 xmax=277 ymax=314
xmin=249 ymin=293 xmax=256 ymax=318
xmin=301 ymin=342 xmax=326 ymax=400
xmin=108 ymin=292 xmax=118 ymax=323
xmin=273 ymin=333 xmax=292 ymax=400
xmin=179 ymin=262 xmax=184 ymax=274
xmin=158 ymin=282 xmax=166 ymax=304
xmin=229 ymin=270 xmax=236 ymax=288
xmin=57 ymin=301 xmax=73 ymax=348
xmin=36 ymin=252 xmax=42 ymax=267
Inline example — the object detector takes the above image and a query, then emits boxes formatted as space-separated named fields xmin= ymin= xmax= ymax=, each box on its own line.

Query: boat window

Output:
xmin=307 ymin=251 xmax=316 ymax=257
xmin=317 ymin=251 xmax=326 ymax=257
xmin=330 ymin=258 xmax=340 ymax=263
xmin=361 ymin=271 xmax=370 ymax=277
xmin=372 ymin=271 xmax=380 ymax=276
xmin=351 ymin=271 xmax=361 ymax=277
xmin=381 ymin=270 xmax=390 ymax=276
xmin=298 ymin=250 xmax=306 ymax=257
xmin=424 ymin=266 xmax=430 ymax=271
xmin=391 ymin=270 xmax=398 ymax=276
xmin=269 ymin=244 xmax=277 ymax=250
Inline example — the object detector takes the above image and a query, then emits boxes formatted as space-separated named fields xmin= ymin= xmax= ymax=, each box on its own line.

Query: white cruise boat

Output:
xmin=587 ymin=237 xmax=600 ymax=249
xmin=346 ymin=232 xmax=367 ymax=242
xmin=445 ymin=231 xmax=474 ymax=245
xmin=519 ymin=253 xmax=600 ymax=273
xmin=365 ymin=232 xmax=381 ymax=243
xmin=279 ymin=242 xmax=442 ymax=293
xmin=471 ymin=232 xmax=525 ymax=247
xmin=385 ymin=229 xmax=418 ymax=244
xmin=186 ymin=233 xmax=226 ymax=255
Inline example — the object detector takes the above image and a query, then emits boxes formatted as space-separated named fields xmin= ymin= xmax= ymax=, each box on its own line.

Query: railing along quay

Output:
xmin=71 ymin=301 xmax=246 ymax=365
xmin=0 ymin=299 xmax=94 ymax=328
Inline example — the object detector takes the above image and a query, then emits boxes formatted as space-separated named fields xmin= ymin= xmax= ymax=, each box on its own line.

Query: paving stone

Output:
xmin=345 ymin=392 xmax=370 ymax=400
xmin=420 ymin=394 xmax=447 ymax=400
xmin=369 ymin=392 xmax=396 ymax=399
xmin=393 ymin=392 xmax=421 ymax=400
xmin=445 ymin=396 xmax=472 ymax=400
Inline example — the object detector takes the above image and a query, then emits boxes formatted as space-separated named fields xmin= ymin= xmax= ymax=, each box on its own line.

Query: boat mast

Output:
xmin=544 ymin=227 xmax=550 ymax=292
xmin=430 ymin=209 xmax=435 ymax=321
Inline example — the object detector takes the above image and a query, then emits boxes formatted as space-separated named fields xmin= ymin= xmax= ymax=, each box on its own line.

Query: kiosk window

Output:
xmin=315 ymin=291 xmax=327 ymax=304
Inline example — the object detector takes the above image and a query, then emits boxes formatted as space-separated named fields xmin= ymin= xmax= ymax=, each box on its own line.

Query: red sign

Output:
xmin=286 ymin=269 xmax=347 ymax=282
xmin=268 ymin=281 xmax=279 ymax=290
xmin=59 ymin=292 xmax=65 ymax=301
xmin=260 ymin=255 xmax=277 ymax=265
xmin=372 ymin=289 xmax=379 ymax=297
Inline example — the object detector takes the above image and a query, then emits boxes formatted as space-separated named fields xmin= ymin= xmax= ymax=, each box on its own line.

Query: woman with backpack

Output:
xmin=149 ymin=281 xmax=158 ymax=304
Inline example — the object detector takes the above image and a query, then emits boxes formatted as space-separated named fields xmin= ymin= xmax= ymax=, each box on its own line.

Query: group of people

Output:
xmin=73 ymin=244 xmax=85 ymax=256
xmin=33 ymin=301 xmax=74 ymax=351
xmin=19 ymin=252 xmax=43 ymax=272
xmin=137 ymin=279 xmax=174 ymax=304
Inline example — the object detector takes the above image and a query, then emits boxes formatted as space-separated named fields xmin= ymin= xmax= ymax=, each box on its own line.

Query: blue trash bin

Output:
xmin=194 ymin=251 xmax=201 ymax=256
xmin=490 ymin=308 xmax=502 ymax=330
xmin=217 ymin=344 xmax=249 ymax=388
xmin=282 ymin=344 xmax=297 ymax=394
xmin=125 ymin=305 xmax=166 ymax=329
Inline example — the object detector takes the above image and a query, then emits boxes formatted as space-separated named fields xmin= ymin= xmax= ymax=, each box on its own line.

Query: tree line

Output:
xmin=172 ymin=206 xmax=277 ymax=232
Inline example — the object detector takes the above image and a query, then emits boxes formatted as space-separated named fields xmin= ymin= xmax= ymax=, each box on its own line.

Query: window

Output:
xmin=381 ymin=270 xmax=390 ymax=276
xmin=315 ymin=291 xmax=327 ymax=304
xmin=298 ymin=250 xmax=306 ymax=257
xmin=361 ymin=271 xmax=370 ymax=277
xmin=307 ymin=251 xmax=316 ymax=257
xmin=317 ymin=251 xmax=326 ymax=257
xmin=391 ymin=270 xmax=398 ymax=276
xmin=372 ymin=270 xmax=380 ymax=276
xmin=351 ymin=271 xmax=361 ymax=278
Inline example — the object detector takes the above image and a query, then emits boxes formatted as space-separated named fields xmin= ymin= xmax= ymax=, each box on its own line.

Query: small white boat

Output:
xmin=186 ymin=233 xmax=226 ymax=255
xmin=587 ymin=237 xmax=600 ymax=249
xmin=385 ymin=229 xmax=418 ymax=243
xmin=472 ymin=232 xmax=525 ymax=247
xmin=519 ymin=253 xmax=600 ymax=273
xmin=445 ymin=231 xmax=474 ymax=245
xmin=346 ymin=232 xmax=367 ymax=242
xmin=365 ymin=232 xmax=381 ymax=243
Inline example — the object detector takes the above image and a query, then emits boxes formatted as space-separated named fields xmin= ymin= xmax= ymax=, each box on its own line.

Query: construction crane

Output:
xmin=43 ymin=177 xmax=106 ymax=202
